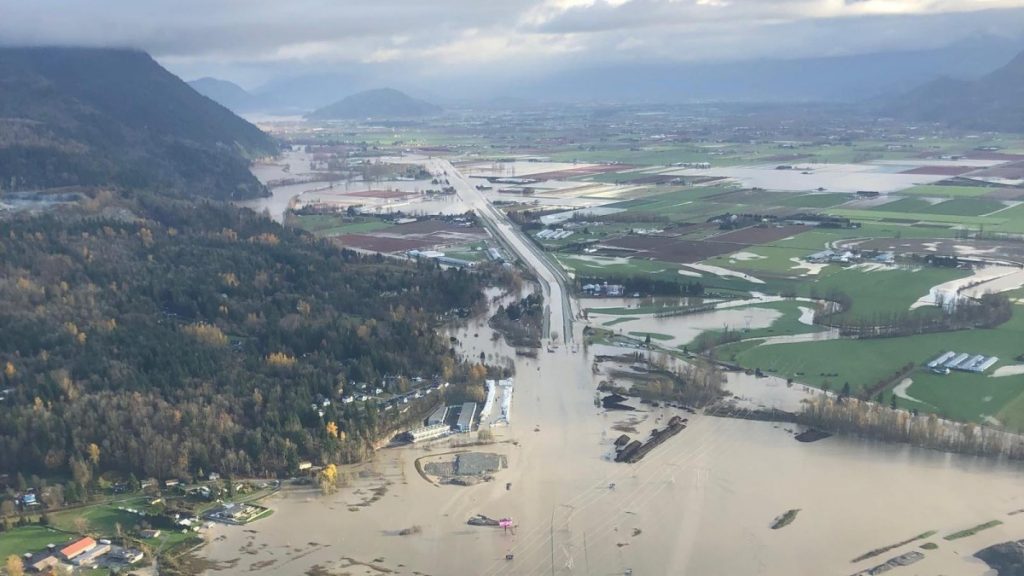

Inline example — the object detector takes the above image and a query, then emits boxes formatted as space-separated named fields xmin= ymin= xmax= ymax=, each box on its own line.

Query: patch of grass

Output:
xmin=899 ymin=184 xmax=998 ymax=198
xmin=812 ymin=265 xmax=969 ymax=319
xmin=870 ymin=197 xmax=936 ymax=213
xmin=49 ymin=504 xmax=143 ymax=536
xmin=920 ymin=542 xmax=938 ymax=550
xmin=734 ymin=310 xmax=1024 ymax=424
xmin=770 ymin=509 xmax=800 ymax=529
xmin=773 ymin=193 xmax=855 ymax=208
xmin=628 ymin=331 xmax=674 ymax=341
xmin=602 ymin=317 xmax=638 ymax=327
xmin=607 ymin=185 xmax=739 ymax=214
xmin=703 ymin=246 xmax=815 ymax=277
xmin=944 ymin=520 xmax=1002 ymax=541
xmin=851 ymin=530 xmax=938 ymax=563
xmin=0 ymin=525 xmax=76 ymax=559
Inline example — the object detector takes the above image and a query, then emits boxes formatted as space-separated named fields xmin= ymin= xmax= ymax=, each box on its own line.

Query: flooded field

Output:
xmin=663 ymin=163 xmax=947 ymax=193
xmin=239 ymin=151 xmax=471 ymax=222
xmin=201 ymin=298 xmax=1024 ymax=576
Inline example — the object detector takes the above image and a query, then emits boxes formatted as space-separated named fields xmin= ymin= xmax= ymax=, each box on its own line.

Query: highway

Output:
xmin=428 ymin=158 xmax=575 ymax=344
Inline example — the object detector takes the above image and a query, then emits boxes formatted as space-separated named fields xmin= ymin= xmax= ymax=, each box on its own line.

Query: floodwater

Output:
xmin=201 ymin=298 xmax=1024 ymax=576
xmin=911 ymin=264 xmax=1024 ymax=309
xmin=239 ymin=151 xmax=470 ymax=222
xmin=663 ymin=163 xmax=946 ymax=193
xmin=591 ymin=306 xmax=783 ymax=349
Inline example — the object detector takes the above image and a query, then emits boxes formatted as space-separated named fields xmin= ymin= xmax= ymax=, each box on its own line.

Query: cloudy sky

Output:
xmin=3 ymin=0 xmax=1024 ymax=88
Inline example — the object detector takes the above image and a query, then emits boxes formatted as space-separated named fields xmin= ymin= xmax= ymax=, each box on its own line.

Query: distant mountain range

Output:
xmin=190 ymin=34 xmax=1024 ymax=112
xmin=306 ymin=88 xmax=441 ymax=120
xmin=885 ymin=49 xmax=1024 ymax=132
xmin=0 ymin=47 xmax=278 ymax=200
xmin=189 ymin=76 xmax=261 ymax=113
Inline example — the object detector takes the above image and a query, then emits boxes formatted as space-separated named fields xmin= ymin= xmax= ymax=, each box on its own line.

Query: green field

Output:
xmin=872 ymin=197 xmax=1005 ymax=217
xmin=703 ymin=246 xmax=814 ymax=277
xmin=898 ymin=184 xmax=999 ymax=198
xmin=733 ymin=308 xmax=1024 ymax=425
xmin=0 ymin=525 xmax=75 ymax=559
xmin=50 ymin=503 xmax=145 ymax=536
xmin=772 ymin=193 xmax=855 ymax=208
xmin=558 ymin=254 xmax=789 ymax=295
xmin=608 ymin=185 xmax=738 ymax=214
xmin=688 ymin=300 xmax=826 ymax=351
xmin=811 ymin=266 xmax=969 ymax=318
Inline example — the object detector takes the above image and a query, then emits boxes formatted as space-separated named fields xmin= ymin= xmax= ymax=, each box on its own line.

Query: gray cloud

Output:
xmin=2 ymin=0 xmax=1024 ymax=87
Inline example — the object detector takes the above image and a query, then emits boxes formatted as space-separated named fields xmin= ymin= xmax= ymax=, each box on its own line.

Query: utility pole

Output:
xmin=550 ymin=507 xmax=556 ymax=576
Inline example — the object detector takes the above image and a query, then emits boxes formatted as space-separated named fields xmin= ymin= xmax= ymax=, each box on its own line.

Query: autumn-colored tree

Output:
xmin=6 ymin=554 xmax=24 ymax=576
xmin=266 ymin=352 xmax=296 ymax=368
xmin=3 ymin=361 xmax=14 ymax=378
xmin=88 ymin=443 xmax=101 ymax=467
xmin=183 ymin=323 xmax=228 ymax=347
xmin=318 ymin=464 xmax=338 ymax=495
xmin=325 ymin=422 xmax=338 ymax=439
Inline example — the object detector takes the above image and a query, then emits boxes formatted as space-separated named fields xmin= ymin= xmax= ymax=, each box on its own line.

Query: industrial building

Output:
xmin=426 ymin=404 xmax=449 ymax=426
xmin=404 ymin=423 xmax=451 ymax=443
xmin=457 ymin=402 xmax=477 ymax=432
xmin=926 ymin=351 xmax=999 ymax=374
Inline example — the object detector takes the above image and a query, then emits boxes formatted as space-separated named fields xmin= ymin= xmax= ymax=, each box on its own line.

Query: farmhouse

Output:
xmin=73 ymin=542 xmax=111 ymax=566
xmin=59 ymin=536 xmax=96 ymax=561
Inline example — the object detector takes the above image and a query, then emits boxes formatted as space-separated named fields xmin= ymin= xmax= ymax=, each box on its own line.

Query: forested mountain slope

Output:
xmin=0 ymin=195 xmax=486 ymax=482
xmin=0 ymin=47 xmax=278 ymax=200
xmin=886 ymin=49 xmax=1024 ymax=132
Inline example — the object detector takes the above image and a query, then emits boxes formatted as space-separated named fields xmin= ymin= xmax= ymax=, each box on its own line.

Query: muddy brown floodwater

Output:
xmin=201 ymin=297 xmax=1024 ymax=576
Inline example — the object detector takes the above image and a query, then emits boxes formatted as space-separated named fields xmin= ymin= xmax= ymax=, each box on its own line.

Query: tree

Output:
xmin=6 ymin=555 xmax=24 ymax=576
xmin=890 ymin=394 xmax=898 ymax=410
xmin=318 ymin=464 xmax=339 ymax=495
xmin=87 ymin=443 xmax=101 ymax=467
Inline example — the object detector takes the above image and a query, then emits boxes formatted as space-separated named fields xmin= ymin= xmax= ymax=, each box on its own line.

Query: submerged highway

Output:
xmin=428 ymin=158 xmax=575 ymax=344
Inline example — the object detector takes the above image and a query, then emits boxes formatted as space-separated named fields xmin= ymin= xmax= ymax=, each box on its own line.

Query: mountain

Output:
xmin=498 ymin=35 xmax=1024 ymax=104
xmin=885 ymin=50 xmax=1024 ymax=132
xmin=0 ymin=47 xmax=278 ymax=200
xmin=189 ymin=76 xmax=257 ymax=112
xmin=307 ymin=88 xmax=442 ymax=120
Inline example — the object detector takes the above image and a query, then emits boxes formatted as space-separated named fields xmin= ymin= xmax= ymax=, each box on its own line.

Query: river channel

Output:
xmin=201 ymin=292 xmax=1024 ymax=576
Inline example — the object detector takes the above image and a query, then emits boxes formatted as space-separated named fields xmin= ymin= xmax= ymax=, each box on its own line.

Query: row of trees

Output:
xmin=801 ymin=396 xmax=1024 ymax=459
xmin=813 ymin=291 xmax=1012 ymax=338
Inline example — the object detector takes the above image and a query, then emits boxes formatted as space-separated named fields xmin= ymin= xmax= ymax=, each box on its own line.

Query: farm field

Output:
xmin=811 ymin=266 xmax=970 ymax=318
xmin=871 ymin=197 xmax=1006 ymax=216
xmin=0 ymin=525 xmax=75 ymax=560
xmin=898 ymin=184 xmax=1001 ymax=198
xmin=731 ymin=308 xmax=1024 ymax=425
xmin=291 ymin=214 xmax=394 ymax=236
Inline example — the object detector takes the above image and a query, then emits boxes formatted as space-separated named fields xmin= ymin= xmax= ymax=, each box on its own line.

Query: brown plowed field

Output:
xmin=525 ymin=165 xmax=635 ymax=180
xmin=601 ymin=225 xmax=807 ymax=263
xmin=709 ymin=225 xmax=808 ymax=244
xmin=603 ymin=236 xmax=737 ymax=263
xmin=335 ymin=234 xmax=431 ymax=252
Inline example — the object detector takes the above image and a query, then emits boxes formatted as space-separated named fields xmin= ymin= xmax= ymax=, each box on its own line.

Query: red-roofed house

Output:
xmin=59 ymin=536 xmax=96 ymax=561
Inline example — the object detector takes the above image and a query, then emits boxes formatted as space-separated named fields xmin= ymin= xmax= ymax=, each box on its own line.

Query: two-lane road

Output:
xmin=429 ymin=158 xmax=574 ymax=344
